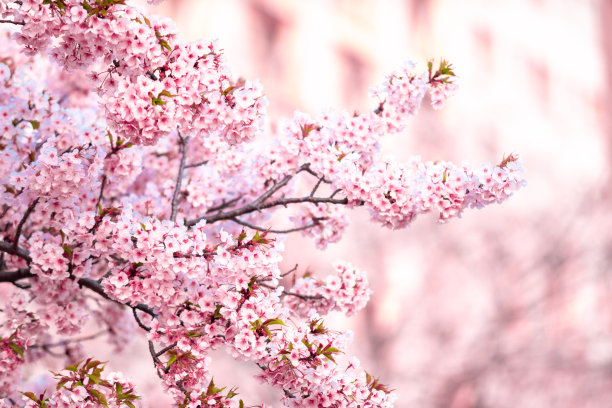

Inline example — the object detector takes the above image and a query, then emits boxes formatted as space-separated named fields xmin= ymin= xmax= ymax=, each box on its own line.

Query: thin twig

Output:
xmin=231 ymin=217 xmax=321 ymax=234
xmin=0 ymin=19 xmax=25 ymax=25
xmin=330 ymin=189 xmax=343 ymax=199
xmin=96 ymin=175 xmax=107 ymax=209
xmin=281 ymin=264 xmax=299 ymax=278
xmin=148 ymin=340 xmax=164 ymax=369
xmin=170 ymin=133 xmax=189 ymax=222
xmin=259 ymin=282 xmax=325 ymax=301
xmin=309 ymin=176 xmax=326 ymax=197
xmin=78 ymin=277 xmax=156 ymax=317
xmin=13 ymin=198 xmax=39 ymax=251
xmin=186 ymin=194 xmax=350 ymax=227
xmin=132 ymin=307 xmax=151 ymax=331
xmin=0 ymin=205 xmax=9 ymax=220
xmin=155 ymin=342 xmax=177 ymax=357
xmin=184 ymin=160 xmax=209 ymax=169
xmin=205 ymin=196 xmax=243 ymax=214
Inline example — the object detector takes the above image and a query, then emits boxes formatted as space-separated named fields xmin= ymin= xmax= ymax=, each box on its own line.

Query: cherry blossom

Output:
xmin=0 ymin=1 xmax=524 ymax=407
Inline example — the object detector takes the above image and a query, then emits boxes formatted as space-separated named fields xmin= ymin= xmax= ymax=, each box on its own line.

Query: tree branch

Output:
xmin=13 ymin=198 xmax=39 ymax=252
xmin=0 ymin=19 xmax=25 ymax=25
xmin=0 ymin=241 xmax=32 ymax=263
xmin=205 ymin=195 xmax=243 ymax=214
xmin=132 ymin=307 xmax=151 ymax=331
xmin=170 ymin=133 xmax=189 ymax=222
xmin=155 ymin=342 xmax=177 ymax=357
xmin=184 ymin=160 xmax=208 ymax=169
xmin=187 ymin=194 xmax=351 ymax=227
xmin=0 ymin=268 xmax=33 ymax=282
xmin=230 ymin=217 xmax=322 ymax=234
xmin=96 ymin=175 xmax=107 ymax=209
xmin=259 ymin=282 xmax=325 ymax=301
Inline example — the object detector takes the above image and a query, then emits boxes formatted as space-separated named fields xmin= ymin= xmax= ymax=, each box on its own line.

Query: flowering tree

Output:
xmin=0 ymin=1 xmax=525 ymax=407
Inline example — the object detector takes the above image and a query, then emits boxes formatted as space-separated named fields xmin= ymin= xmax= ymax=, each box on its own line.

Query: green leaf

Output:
xmin=206 ymin=378 xmax=225 ymax=396
xmin=88 ymin=388 xmax=108 ymax=407
xmin=262 ymin=318 xmax=286 ymax=327
xmin=158 ymin=39 xmax=172 ymax=51
xmin=66 ymin=362 xmax=80 ymax=372
xmin=87 ymin=374 xmax=101 ymax=385
xmin=86 ymin=359 xmax=105 ymax=370
xmin=56 ymin=379 xmax=68 ymax=391
xmin=226 ymin=387 xmax=239 ymax=399
xmin=9 ymin=343 xmax=24 ymax=358
xmin=167 ymin=354 xmax=177 ymax=368
xmin=124 ymin=402 xmax=136 ymax=408
xmin=21 ymin=392 xmax=39 ymax=404
xmin=158 ymin=90 xmax=177 ymax=98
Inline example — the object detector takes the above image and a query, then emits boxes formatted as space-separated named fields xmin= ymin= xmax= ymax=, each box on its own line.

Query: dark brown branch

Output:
xmin=0 ymin=269 xmax=156 ymax=319
xmin=96 ymin=175 xmax=107 ymax=209
xmin=281 ymin=264 xmax=299 ymax=278
xmin=13 ymin=198 xmax=39 ymax=252
xmin=0 ymin=205 xmax=9 ymax=220
xmin=252 ymin=172 xmax=296 ymax=208
xmin=0 ymin=19 xmax=25 ymax=25
xmin=231 ymin=217 xmax=321 ymax=234
xmin=0 ymin=241 xmax=32 ymax=263
xmin=205 ymin=196 xmax=243 ymax=214
xmin=132 ymin=307 xmax=151 ymax=331
xmin=187 ymin=194 xmax=351 ymax=227
xmin=185 ymin=164 xmax=353 ymax=227
xmin=184 ymin=160 xmax=209 ymax=169
xmin=78 ymin=277 xmax=156 ymax=317
xmin=259 ymin=282 xmax=325 ymax=301
xmin=309 ymin=175 xmax=326 ymax=197
xmin=170 ymin=133 xmax=189 ymax=222
xmin=0 ymin=268 xmax=33 ymax=282
xmin=148 ymin=340 xmax=164 ymax=368
xmin=155 ymin=342 xmax=178 ymax=357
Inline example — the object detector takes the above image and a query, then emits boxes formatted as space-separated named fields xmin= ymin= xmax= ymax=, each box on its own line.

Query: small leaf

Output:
xmin=21 ymin=392 xmax=39 ymax=404
xmin=158 ymin=39 xmax=172 ymax=51
xmin=88 ymin=389 xmax=108 ymax=407
xmin=262 ymin=318 xmax=286 ymax=327
xmin=9 ymin=343 xmax=24 ymax=358
xmin=56 ymin=379 xmax=68 ymax=391
xmin=226 ymin=387 xmax=239 ymax=399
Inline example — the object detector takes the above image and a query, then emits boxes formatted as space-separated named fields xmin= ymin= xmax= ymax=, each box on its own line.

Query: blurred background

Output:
xmin=73 ymin=0 xmax=612 ymax=406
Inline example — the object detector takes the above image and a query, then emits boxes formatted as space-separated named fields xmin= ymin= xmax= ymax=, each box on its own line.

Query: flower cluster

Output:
xmin=0 ymin=1 xmax=525 ymax=407
xmin=285 ymin=261 xmax=372 ymax=318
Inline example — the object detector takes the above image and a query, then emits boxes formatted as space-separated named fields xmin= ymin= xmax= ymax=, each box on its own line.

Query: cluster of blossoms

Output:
xmin=0 ymin=0 xmax=524 ymax=407
xmin=284 ymin=262 xmax=371 ymax=318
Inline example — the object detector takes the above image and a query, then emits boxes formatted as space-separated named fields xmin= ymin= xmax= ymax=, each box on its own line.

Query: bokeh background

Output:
xmin=23 ymin=0 xmax=612 ymax=407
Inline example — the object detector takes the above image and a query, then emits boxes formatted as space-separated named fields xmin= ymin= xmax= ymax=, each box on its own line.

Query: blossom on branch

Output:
xmin=0 ymin=1 xmax=524 ymax=407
